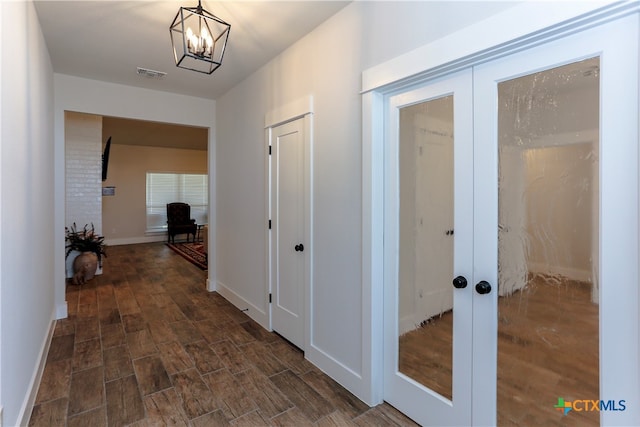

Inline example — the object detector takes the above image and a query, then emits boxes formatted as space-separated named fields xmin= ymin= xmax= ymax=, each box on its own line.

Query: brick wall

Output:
xmin=65 ymin=111 xmax=102 ymax=235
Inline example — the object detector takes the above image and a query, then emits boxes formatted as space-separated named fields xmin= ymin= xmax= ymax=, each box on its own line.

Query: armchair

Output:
xmin=166 ymin=202 xmax=197 ymax=243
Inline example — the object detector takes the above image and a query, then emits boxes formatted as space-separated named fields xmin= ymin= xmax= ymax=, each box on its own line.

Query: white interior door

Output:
xmin=384 ymin=69 xmax=473 ymax=426
xmin=472 ymin=14 xmax=638 ymax=425
xmin=270 ymin=118 xmax=306 ymax=349
xmin=384 ymin=13 xmax=638 ymax=426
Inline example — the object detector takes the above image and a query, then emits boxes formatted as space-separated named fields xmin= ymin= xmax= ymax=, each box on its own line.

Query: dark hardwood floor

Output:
xmin=29 ymin=243 xmax=417 ymax=427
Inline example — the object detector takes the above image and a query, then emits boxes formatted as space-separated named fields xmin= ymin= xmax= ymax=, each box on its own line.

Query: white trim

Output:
xmin=265 ymin=95 xmax=314 ymax=128
xmin=207 ymin=126 xmax=216 ymax=294
xmin=18 ymin=317 xmax=56 ymax=427
xmin=55 ymin=303 xmax=68 ymax=320
xmin=216 ymin=280 xmax=270 ymax=330
xmin=360 ymin=90 xmax=384 ymax=406
xmin=398 ymin=314 xmax=424 ymax=337
xmin=305 ymin=342 xmax=370 ymax=404
xmin=106 ymin=235 xmax=167 ymax=246
xmin=528 ymin=262 xmax=592 ymax=283
xmin=303 ymin=114 xmax=314 ymax=354
xmin=362 ymin=1 xmax=634 ymax=93
xmin=0 ymin=6 xmax=3 ymax=415
xmin=265 ymin=127 xmax=272 ymax=331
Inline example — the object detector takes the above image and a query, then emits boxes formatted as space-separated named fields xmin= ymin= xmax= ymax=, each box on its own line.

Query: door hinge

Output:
xmin=269 ymin=293 xmax=272 ymax=303
xmin=268 ymin=219 xmax=272 ymax=229
xmin=269 ymin=145 xmax=272 ymax=155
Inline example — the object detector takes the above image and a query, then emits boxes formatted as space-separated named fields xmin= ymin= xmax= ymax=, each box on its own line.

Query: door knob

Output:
xmin=294 ymin=244 xmax=304 ymax=252
xmin=452 ymin=276 xmax=467 ymax=289
xmin=475 ymin=280 xmax=492 ymax=294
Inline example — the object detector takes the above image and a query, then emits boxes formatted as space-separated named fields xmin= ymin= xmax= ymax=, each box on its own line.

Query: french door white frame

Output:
xmin=361 ymin=1 xmax=640 ymax=423
xmin=471 ymin=14 xmax=639 ymax=425
xmin=383 ymin=70 xmax=473 ymax=426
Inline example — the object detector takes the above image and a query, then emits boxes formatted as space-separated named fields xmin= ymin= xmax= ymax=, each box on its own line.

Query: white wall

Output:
xmin=0 ymin=2 xmax=55 ymax=425
xmin=215 ymin=1 xmax=517 ymax=403
xmin=525 ymin=143 xmax=595 ymax=280
xmin=54 ymin=75 xmax=217 ymax=318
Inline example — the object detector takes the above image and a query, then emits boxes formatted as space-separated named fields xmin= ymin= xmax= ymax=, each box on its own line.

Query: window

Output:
xmin=146 ymin=172 xmax=208 ymax=232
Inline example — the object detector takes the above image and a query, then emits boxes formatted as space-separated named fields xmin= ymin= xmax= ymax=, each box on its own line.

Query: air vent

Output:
xmin=136 ymin=67 xmax=166 ymax=78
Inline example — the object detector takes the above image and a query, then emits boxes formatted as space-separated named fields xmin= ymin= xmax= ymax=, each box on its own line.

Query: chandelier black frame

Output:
xmin=170 ymin=0 xmax=231 ymax=74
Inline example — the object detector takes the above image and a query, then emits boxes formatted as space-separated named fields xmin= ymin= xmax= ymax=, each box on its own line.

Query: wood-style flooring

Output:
xmin=29 ymin=243 xmax=418 ymax=427
xmin=399 ymin=274 xmax=599 ymax=426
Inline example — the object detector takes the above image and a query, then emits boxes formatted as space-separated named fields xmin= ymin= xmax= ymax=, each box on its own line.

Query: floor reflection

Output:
xmin=397 ymin=274 xmax=598 ymax=425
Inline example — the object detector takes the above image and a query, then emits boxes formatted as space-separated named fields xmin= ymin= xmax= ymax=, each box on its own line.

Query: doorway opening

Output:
xmin=64 ymin=112 xmax=210 ymax=267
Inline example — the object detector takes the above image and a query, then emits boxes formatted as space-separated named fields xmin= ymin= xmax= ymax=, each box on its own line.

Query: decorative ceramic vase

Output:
xmin=72 ymin=252 xmax=99 ymax=285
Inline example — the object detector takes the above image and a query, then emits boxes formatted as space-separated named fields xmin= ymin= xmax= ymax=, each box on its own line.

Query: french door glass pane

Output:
xmin=497 ymin=57 xmax=600 ymax=425
xmin=398 ymin=95 xmax=454 ymax=400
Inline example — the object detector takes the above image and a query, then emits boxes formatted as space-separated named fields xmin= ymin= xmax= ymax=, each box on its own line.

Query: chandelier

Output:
xmin=170 ymin=0 xmax=231 ymax=74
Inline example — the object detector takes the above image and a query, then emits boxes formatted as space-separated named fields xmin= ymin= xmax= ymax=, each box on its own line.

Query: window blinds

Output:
xmin=146 ymin=172 xmax=208 ymax=231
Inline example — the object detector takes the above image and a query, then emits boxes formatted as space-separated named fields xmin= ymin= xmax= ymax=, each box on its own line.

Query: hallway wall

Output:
xmin=215 ymin=1 xmax=517 ymax=403
xmin=0 ymin=2 xmax=55 ymax=425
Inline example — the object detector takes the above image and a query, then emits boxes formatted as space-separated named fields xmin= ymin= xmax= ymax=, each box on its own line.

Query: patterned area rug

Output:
xmin=166 ymin=242 xmax=207 ymax=270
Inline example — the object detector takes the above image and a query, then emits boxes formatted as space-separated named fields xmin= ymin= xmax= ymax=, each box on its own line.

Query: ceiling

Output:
xmin=34 ymin=1 xmax=351 ymax=100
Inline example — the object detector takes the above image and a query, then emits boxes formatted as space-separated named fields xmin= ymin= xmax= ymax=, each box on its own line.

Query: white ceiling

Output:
xmin=34 ymin=1 xmax=350 ymax=100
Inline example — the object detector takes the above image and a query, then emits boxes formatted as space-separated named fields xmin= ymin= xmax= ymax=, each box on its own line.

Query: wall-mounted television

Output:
xmin=102 ymin=136 xmax=111 ymax=181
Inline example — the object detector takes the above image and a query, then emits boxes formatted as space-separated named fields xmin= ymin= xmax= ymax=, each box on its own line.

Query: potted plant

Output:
xmin=65 ymin=223 xmax=107 ymax=284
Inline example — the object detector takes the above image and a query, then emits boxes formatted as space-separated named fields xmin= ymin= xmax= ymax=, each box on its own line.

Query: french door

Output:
xmin=383 ymin=14 xmax=638 ymax=426
xmin=384 ymin=69 xmax=473 ymax=426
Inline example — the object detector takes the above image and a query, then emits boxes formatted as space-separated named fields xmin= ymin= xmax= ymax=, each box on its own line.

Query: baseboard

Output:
xmin=105 ymin=235 xmax=167 ymax=246
xmin=216 ymin=280 xmax=372 ymax=406
xmin=399 ymin=313 xmax=420 ymax=336
xmin=216 ymin=280 xmax=270 ymax=330
xmin=206 ymin=278 xmax=216 ymax=292
xmin=306 ymin=343 xmax=372 ymax=406
xmin=528 ymin=262 xmax=592 ymax=282
xmin=18 ymin=315 xmax=56 ymax=427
